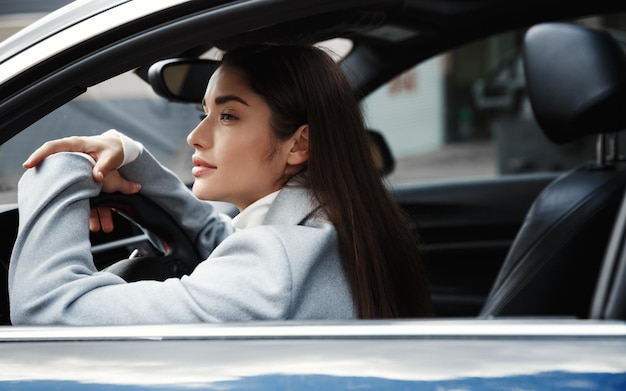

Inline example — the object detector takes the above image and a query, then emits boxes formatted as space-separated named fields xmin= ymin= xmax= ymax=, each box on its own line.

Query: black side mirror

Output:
xmin=148 ymin=59 xmax=220 ymax=103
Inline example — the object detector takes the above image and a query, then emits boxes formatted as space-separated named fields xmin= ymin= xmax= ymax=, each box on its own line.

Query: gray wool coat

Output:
xmin=9 ymin=150 xmax=354 ymax=325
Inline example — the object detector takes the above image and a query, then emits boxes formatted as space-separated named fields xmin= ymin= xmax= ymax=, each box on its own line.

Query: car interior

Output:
xmin=479 ymin=22 xmax=626 ymax=319
xmin=0 ymin=1 xmax=625 ymax=326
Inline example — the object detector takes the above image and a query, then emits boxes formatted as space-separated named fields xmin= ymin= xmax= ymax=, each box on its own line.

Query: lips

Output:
xmin=191 ymin=155 xmax=216 ymax=177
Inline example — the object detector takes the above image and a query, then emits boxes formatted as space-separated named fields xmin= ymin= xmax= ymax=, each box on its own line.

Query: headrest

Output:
xmin=523 ymin=23 xmax=626 ymax=144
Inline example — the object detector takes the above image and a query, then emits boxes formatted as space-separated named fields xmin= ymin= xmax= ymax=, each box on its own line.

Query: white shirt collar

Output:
xmin=231 ymin=191 xmax=280 ymax=229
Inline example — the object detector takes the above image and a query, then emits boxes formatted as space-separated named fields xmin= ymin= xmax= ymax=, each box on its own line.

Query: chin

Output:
xmin=191 ymin=184 xmax=208 ymax=200
xmin=191 ymin=185 xmax=220 ymax=202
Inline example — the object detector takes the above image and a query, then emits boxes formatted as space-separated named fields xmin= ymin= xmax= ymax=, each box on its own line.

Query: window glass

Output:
xmin=363 ymin=14 xmax=626 ymax=186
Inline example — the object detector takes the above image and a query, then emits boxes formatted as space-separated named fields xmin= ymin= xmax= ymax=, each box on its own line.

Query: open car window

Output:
xmin=0 ymin=38 xmax=355 ymax=205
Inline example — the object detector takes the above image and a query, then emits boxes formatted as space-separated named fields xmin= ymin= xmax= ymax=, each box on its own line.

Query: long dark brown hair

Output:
xmin=221 ymin=43 xmax=432 ymax=318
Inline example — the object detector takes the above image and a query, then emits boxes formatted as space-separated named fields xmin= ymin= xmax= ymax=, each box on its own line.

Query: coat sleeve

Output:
xmin=8 ymin=152 xmax=293 ymax=325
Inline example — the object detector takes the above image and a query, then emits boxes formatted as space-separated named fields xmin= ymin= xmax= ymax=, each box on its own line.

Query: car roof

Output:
xmin=0 ymin=0 xmax=623 ymax=144
xmin=2 ymin=0 xmax=621 ymax=76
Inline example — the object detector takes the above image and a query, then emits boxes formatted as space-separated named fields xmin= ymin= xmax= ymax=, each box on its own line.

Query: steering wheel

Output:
xmin=90 ymin=192 xmax=201 ymax=282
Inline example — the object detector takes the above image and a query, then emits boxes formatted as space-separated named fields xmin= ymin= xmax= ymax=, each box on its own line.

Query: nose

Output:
xmin=187 ymin=115 xmax=211 ymax=149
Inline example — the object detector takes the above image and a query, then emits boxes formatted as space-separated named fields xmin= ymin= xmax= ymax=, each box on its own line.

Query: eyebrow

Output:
xmin=202 ymin=95 xmax=250 ymax=108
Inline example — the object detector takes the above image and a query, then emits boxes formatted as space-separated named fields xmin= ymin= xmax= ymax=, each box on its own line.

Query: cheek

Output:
xmin=213 ymin=124 xmax=278 ymax=172
xmin=236 ymin=134 xmax=275 ymax=162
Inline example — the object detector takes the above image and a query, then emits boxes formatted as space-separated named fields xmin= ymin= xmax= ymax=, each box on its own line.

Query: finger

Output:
xmin=23 ymin=137 xmax=86 ymax=168
xmin=92 ymin=151 xmax=126 ymax=182
xmin=89 ymin=208 xmax=102 ymax=232
xmin=97 ymin=207 xmax=115 ymax=233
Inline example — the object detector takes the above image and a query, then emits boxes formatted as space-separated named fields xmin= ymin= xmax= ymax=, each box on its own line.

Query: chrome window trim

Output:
xmin=1 ymin=319 xmax=625 ymax=342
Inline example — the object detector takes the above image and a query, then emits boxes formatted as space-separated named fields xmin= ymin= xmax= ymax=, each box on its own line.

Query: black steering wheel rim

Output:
xmin=90 ymin=192 xmax=201 ymax=281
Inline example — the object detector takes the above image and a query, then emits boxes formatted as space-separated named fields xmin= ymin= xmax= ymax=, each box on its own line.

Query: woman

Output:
xmin=9 ymin=44 xmax=432 ymax=325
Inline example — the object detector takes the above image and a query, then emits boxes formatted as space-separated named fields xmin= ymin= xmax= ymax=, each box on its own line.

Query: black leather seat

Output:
xmin=479 ymin=23 xmax=626 ymax=318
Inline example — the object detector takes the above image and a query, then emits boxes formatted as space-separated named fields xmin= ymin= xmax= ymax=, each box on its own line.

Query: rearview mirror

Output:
xmin=148 ymin=59 xmax=219 ymax=103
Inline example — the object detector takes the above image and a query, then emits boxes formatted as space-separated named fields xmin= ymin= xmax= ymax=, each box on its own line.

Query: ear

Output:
xmin=286 ymin=124 xmax=309 ymax=166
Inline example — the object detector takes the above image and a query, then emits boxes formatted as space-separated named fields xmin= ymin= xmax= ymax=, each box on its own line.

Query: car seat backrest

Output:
xmin=523 ymin=23 xmax=626 ymax=144
xmin=479 ymin=22 xmax=626 ymax=319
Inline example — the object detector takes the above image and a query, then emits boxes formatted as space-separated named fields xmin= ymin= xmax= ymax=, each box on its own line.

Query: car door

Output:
xmin=392 ymin=174 xmax=555 ymax=317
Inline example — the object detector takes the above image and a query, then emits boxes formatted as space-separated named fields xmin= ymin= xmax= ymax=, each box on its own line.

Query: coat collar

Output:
xmin=262 ymin=178 xmax=321 ymax=226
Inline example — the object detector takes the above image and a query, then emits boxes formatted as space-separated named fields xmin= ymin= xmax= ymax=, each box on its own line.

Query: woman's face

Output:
xmin=186 ymin=66 xmax=293 ymax=210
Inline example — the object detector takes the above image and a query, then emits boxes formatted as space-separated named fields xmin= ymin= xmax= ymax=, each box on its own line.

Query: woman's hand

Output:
xmin=24 ymin=129 xmax=127 ymax=183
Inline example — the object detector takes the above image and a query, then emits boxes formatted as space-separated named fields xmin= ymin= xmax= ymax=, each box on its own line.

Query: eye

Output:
xmin=220 ymin=113 xmax=237 ymax=121
xmin=199 ymin=113 xmax=208 ymax=121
